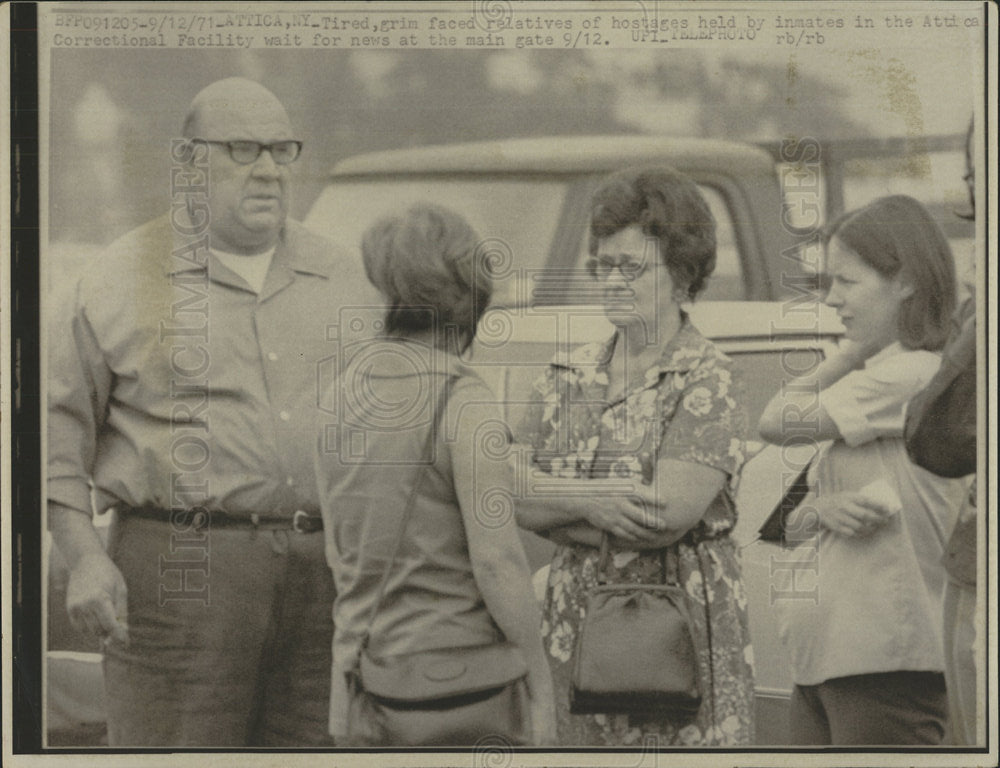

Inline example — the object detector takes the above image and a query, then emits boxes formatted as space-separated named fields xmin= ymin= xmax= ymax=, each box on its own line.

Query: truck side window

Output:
xmin=699 ymin=186 xmax=744 ymax=301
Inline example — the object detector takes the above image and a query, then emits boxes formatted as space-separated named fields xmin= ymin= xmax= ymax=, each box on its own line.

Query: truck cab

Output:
xmin=305 ymin=135 xmax=819 ymax=309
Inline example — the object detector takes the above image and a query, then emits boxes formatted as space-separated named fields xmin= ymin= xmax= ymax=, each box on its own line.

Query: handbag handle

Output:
xmin=358 ymin=374 xmax=456 ymax=654
xmin=596 ymin=531 xmax=681 ymax=587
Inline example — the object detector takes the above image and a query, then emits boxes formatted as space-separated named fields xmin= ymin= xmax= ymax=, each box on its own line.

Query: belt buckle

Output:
xmin=292 ymin=509 xmax=310 ymax=534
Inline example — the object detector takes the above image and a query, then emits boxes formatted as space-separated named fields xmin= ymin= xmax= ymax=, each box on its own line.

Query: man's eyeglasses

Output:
xmin=191 ymin=139 xmax=303 ymax=165
xmin=585 ymin=254 xmax=652 ymax=282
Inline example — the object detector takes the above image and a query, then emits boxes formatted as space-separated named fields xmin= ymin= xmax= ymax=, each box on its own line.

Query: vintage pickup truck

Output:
xmin=305 ymin=134 xmax=821 ymax=307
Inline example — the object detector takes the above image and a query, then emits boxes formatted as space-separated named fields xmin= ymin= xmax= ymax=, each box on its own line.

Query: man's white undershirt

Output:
xmin=212 ymin=247 xmax=275 ymax=294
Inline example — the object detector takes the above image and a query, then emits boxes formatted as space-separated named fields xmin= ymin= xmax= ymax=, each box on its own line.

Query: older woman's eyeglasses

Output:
xmin=585 ymin=254 xmax=652 ymax=282
xmin=191 ymin=139 xmax=303 ymax=165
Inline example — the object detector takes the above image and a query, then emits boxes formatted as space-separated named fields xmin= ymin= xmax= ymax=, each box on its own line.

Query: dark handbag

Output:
xmin=346 ymin=375 xmax=529 ymax=746
xmin=904 ymin=306 xmax=977 ymax=478
xmin=352 ymin=643 xmax=528 ymax=746
xmin=570 ymin=534 xmax=701 ymax=716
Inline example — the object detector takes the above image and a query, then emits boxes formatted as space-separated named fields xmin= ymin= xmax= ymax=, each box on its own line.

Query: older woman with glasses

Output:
xmin=515 ymin=167 xmax=755 ymax=746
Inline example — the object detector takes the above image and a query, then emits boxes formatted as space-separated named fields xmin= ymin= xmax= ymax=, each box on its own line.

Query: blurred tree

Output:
xmin=49 ymin=48 xmax=868 ymax=247
xmin=570 ymin=50 xmax=866 ymax=142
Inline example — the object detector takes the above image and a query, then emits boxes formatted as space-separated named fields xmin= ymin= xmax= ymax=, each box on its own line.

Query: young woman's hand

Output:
xmin=815 ymin=491 xmax=895 ymax=538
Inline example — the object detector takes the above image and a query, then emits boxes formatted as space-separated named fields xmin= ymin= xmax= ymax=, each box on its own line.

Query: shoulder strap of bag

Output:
xmin=359 ymin=373 xmax=456 ymax=654
xmin=757 ymin=460 xmax=812 ymax=546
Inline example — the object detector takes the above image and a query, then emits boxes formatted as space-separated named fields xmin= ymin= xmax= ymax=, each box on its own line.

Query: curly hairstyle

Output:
xmin=825 ymin=194 xmax=956 ymax=351
xmin=588 ymin=166 xmax=717 ymax=301
xmin=361 ymin=203 xmax=492 ymax=353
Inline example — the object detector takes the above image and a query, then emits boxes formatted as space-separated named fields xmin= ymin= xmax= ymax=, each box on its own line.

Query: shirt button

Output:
xmin=267 ymin=351 xmax=279 ymax=362
xmin=286 ymin=476 xmax=295 ymax=486
xmin=279 ymin=411 xmax=291 ymax=422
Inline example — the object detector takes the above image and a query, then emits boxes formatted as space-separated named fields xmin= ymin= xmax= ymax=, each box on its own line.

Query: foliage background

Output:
xmin=48 ymin=46 xmax=975 ymax=249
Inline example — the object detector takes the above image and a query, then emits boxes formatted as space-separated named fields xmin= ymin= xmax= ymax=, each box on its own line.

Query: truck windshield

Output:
xmin=305 ymin=177 xmax=568 ymax=307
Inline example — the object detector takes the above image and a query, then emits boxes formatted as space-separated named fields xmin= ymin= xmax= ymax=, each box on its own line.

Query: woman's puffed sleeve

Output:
xmin=821 ymin=350 xmax=941 ymax=448
xmin=658 ymin=356 xmax=749 ymax=478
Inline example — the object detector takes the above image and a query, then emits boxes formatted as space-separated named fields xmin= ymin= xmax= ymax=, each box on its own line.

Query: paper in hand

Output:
xmin=857 ymin=478 xmax=903 ymax=516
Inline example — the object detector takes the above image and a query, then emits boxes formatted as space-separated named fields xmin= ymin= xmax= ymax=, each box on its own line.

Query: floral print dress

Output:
xmin=518 ymin=317 xmax=756 ymax=746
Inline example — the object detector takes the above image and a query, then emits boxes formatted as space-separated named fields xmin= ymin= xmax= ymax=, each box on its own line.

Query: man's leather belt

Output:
xmin=123 ymin=506 xmax=323 ymax=534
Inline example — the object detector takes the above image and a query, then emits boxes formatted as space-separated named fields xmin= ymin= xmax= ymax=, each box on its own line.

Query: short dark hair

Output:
xmin=826 ymin=195 xmax=956 ymax=351
xmin=361 ymin=204 xmax=491 ymax=353
xmin=588 ymin=166 xmax=716 ymax=301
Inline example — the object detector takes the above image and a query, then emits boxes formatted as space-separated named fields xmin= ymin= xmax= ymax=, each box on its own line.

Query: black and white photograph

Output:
xmin=3 ymin=1 xmax=996 ymax=765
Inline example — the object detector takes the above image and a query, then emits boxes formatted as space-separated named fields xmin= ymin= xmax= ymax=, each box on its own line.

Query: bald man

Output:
xmin=47 ymin=78 xmax=380 ymax=746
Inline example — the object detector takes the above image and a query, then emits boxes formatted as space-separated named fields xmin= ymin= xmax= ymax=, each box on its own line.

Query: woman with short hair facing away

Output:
xmin=515 ymin=167 xmax=756 ymax=745
xmin=316 ymin=204 xmax=555 ymax=745
xmin=758 ymin=195 xmax=969 ymax=745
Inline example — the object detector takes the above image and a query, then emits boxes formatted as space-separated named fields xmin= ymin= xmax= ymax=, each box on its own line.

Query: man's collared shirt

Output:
xmin=48 ymin=214 xmax=383 ymax=518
